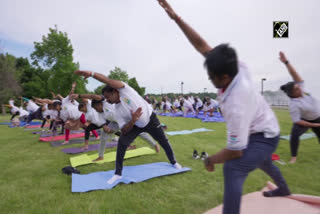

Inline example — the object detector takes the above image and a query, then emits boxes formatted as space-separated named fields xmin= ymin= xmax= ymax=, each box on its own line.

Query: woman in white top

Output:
xmin=279 ymin=52 xmax=320 ymax=163
xmin=180 ymin=97 xmax=195 ymax=116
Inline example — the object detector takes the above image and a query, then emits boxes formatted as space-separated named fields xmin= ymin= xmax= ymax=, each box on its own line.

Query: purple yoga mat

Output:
xmin=61 ymin=142 xmax=118 ymax=154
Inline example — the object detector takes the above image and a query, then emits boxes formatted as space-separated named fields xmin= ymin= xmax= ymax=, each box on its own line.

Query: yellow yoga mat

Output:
xmin=70 ymin=147 xmax=156 ymax=167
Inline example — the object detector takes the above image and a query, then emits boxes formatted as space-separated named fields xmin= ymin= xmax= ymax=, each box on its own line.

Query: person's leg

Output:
xmin=41 ymin=119 xmax=46 ymax=129
xmin=144 ymin=113 xmax=177 ymax=166
xmin=10 ymin=112 xmax=19 ymax=121
xmin=256 ymin=136 xmax=291 ymax=196
xmin=138 ymin=132 xmax=160 ymax=153
xmin=82 ymin=123 xmax=100 ymax=150
xmin=96 ymin=130 xmax=113 ymax=159
xmin=222 ymin=133 xmax=288 ymax=214
xmin=289 ymin=123 xmax=309 ymax=163
xmin=62 ymin=129 xmax=70 ymax=144
xmin=49 ymin=120 xmax=54 ymax=130
xmin=114 ymin=126 xmax=142 ymax=176
xmin=310 ymin=117 xmax=320 ymax=143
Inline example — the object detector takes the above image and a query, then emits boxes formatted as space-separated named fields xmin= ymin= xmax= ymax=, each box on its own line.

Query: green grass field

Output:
xmin=0 ymin=109 xmax=319 ymax=214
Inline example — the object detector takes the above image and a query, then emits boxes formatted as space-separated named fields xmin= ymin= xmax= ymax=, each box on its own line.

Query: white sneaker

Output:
xmin=173 ymin=162 xmax=182 ymax=170
xmin=107 ymin=174 xmax=122 ymax=184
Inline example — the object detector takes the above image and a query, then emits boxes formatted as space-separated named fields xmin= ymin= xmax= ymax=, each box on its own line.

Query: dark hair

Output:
xmin=48 ymin=104 xmax=54 ymax=109
xmin=78 ymin=103 xmax=85 ymax=111
xmin=53 ymin=101 xmax=62 ymax=108
xmin=204 ymin=44 xmax=238 ymax=79
xmin=280 ymin=82 xmax=295 ymax=98
xmin=102 ymin=85 xmax=117 ymax=94
xmin=91 ymin=99 xmax=103 ymax=108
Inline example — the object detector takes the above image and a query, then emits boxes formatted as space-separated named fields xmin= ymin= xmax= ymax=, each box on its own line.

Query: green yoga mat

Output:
xmin=280 ymin=133 xmax=316 ymax=141
xmin=70 ymin=147 xmax=156 ymax=167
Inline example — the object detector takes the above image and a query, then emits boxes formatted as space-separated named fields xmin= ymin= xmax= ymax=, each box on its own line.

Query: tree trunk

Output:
xmin=2 ymin=104 xmax=5 ymax=115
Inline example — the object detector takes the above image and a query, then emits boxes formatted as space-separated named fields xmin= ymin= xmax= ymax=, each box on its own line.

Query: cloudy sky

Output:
xmin=1 ymin=0 xmax=319 ymax=98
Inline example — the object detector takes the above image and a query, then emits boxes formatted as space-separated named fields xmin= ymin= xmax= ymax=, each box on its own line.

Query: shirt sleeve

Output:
xmin=289 ymin=103 xmax=301 ymax=123
xmin=225 ymin=103 xmax=251 ymax=151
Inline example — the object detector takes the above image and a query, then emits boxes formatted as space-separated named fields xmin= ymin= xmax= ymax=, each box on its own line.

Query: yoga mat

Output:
xmin=40 ymin=132 xmax=85 ymax=142
xmin=156 ymin=111 xmax=225 ymax=123
xmin=204 ymin=181 xmax=320 ymax=214
xmin=39 ymin=130 xmax=84 ymax=137
xmin=166 ymin=128 xmax=213 ymax=136
xmin=70 ymin=147 xmax=156 ymax=167
xmin=61 ymin=142 xmax=118 ymax=154
xmin=72 ymin=162 xmax=191 ymax=192
xmin=50 ymin=137 xmax=98 ymax=147
xmin=26 ymin=124 xmax=49 ymax=129
xmin=8 ymin=121 xmax=42 ymax=127
xmin=280 ymin=133 xmax=316 ymax=141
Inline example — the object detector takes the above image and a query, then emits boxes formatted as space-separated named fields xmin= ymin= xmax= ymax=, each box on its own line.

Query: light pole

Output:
xmin=261 ymin=78 xmax=267 ymax=95
xmin=181 ymin=82 xmax=184 ymax=94
xmin=204 ymin=88 xmax=207 ymax=94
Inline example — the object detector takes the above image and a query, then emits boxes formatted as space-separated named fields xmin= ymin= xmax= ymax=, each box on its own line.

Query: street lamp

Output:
xmin=181 ymin=82 xmax=184 ymax=94
xmin=261 ymin=78 xmax=267 ymax=95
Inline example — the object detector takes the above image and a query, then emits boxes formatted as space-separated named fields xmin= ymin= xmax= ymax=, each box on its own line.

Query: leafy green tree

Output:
xmin=31 ymin=25 xmax=87 ymax=96
xmin=0 ymin=54 xmax=22 ymax=107
xmin=93 ymin=67 xmax=146 ymax=96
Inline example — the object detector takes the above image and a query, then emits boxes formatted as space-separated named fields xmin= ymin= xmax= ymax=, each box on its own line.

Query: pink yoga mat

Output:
xmin=204 ymin=181 xmax=320 ymax=214
xmin=26 ymin=124 xmax=50 ymax=129
xmin=39 ymin=132 xmax=85 ymax=142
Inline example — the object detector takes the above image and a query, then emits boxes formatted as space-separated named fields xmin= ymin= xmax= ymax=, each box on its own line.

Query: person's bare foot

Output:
xmin=93 ymin=157 xmax=104 ymax=162
xmin=81 ymin=145 xmax=89 ymax=150
xmin=95 ymin=136 xmax=100 ymax=140
xmin=62 ymin=141 xmax=69 ymax=145
xmin=289 ymin=157 xmax=297 ymax=164
xmin=155 ymin=144 xmax=160 ymax=153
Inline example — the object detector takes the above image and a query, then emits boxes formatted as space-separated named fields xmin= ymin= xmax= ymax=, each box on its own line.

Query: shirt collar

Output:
xmin=217 ymin=71 xmax=240 ymax=104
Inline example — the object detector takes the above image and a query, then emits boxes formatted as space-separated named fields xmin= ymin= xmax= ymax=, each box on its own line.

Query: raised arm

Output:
xmin=71 ymin=94 xmax=103 ymax=101
xmin=158 ymin=0 xmax=212 ymax=57
xmin=69 ymin=82 xmax=77 ymax=97
xmin=74 ymin=71 xmax=124 ymax=89
xmin=279 ymin=51 xmax=303 ymax=82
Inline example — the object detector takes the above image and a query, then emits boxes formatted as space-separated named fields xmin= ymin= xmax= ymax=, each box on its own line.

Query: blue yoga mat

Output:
xmin=166 ymin=128 xmax=213 ymax=136
xmin=7 ymin=121 xmax=42 ymax=127
xmin=72 ymin=162 xmax=191 ymax=192
xmin=156 ymin=111 xmax=225 ymax=122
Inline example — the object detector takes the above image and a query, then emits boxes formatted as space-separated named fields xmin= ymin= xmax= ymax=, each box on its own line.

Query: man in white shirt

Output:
xmin=74 ymin=70 xmax=182 ymax=184
xmin=279 ymin=51 xmax=320 ymax=163
xmin=158 ymin=1 xmax=290 ymax=214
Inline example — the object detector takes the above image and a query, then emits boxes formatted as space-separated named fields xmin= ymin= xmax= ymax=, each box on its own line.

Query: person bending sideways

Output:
xmin=279 ymin=51 xmax=320 ymax=164
xmin=157 ymin=1 xmax=290 ymax=214
xmin=74 ymin=70 xmax=181 ymax=184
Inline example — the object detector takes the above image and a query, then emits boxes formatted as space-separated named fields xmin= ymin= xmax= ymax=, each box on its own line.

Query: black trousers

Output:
xmin=115 ymin=113 xmax=176 ymax=175
xmin=10 ymin=112 xmax=20 ymax=120
xmin=290 ymin=117 xmax=320 ymax=157
xmin=26 ymin=107 xmax=43 ymax=123
xmin=85 ymin=123 xmax=103 ymax=140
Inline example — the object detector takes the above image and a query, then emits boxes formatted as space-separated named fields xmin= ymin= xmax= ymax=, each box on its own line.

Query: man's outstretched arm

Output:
xmin=158 ymin=0 xmax=212 ymax=57
xmin=74 ymin=71 xmax=124 ymax=89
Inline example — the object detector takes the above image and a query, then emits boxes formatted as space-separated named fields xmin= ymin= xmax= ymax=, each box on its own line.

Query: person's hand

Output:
xmin=71 ymin=94 xmax=79 ymax=99
xmin=279 ymin=51 xmax=288 ymax=64
xmin=158 ymin=0 xmax=179 ymax=20
xmin=204 ymin=157 xmax=215 ymax=172
xmin=72 ymin=82 xmax=77 ymax=89
xmin=74 ymin=70 xmax=92 ymax=79
xmin=131 ymin=107 xmax=143 ymax=122
xmin=103 ymin=125 xmax=114 ymax=134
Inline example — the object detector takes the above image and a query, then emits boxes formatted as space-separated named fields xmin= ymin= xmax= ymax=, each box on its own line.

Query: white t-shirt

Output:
xmin=59 ymin=103 xmax=82 ymax=122
xmin=164 ymin=101 xmax=172 ymax=110
xmin=195 ymin=99 xmax=203 ymax=110
xmin=112 ymin=83 xmax=153 ymax=129
xmin=9 ymin=100 xmax=20 ymax=113
xmin=173 ymin=99 xmax=180 ymax=107
xmin=217 ymin=61 xmax=280 ymax=151
xmin=188 ymin=97 xmax=195 ymax=104
xmin=19 ymin=107 xmax=29 ymax=117
xmin=288 ymin=82 xmax=320 ymax=123
xmin=49 ymin=110 xmax=58 ymax=120
xmin=26 ymin=100 xmax=39 ymax=113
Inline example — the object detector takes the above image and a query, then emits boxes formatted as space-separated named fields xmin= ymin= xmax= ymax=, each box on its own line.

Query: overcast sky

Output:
xmin=1 ymin=0 xmax=319 ymax=99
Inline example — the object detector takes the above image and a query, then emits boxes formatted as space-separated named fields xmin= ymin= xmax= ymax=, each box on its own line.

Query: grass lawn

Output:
xmin=0 ymin=109 xmax=319 ymax=214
